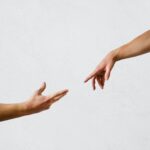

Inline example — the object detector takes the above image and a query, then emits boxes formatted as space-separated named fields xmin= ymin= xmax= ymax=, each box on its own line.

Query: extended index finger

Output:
xmin=51 ymin=93 xmax=67 ymax=103
xmin=48 ymin=89 xmax=68 ymax=100
xmin=84 ymin=70 xmax=97 ymax=83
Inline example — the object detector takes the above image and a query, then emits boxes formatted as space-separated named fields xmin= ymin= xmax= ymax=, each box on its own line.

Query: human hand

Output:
xmin=24 ymin=82 xmax=68 ymax=115
xmin=84 ymin=50 xmax=118 ymax=90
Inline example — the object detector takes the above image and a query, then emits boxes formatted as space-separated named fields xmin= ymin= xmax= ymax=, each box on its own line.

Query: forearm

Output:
xmin=0 ymin=102 xmax=28 ymax=121
xmin=114 ymin=30 xmax=150 ymax=61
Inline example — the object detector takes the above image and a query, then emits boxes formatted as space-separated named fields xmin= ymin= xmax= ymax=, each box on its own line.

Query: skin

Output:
xmin=1 ymin=30 xmax=150 ymax=121
xmin=84 ymin=30 xmax=150 ymax=90
xmin=0 ymin=82 xmax=68 ymax=121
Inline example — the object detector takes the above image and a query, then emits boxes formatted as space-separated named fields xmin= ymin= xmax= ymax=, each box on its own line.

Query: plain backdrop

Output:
xmin=0 ymin=0 xmax=150 ymax=150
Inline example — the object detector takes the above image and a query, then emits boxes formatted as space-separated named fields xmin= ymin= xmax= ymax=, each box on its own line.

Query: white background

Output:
xmin=0 ymin=0 xmax=150 ymax=150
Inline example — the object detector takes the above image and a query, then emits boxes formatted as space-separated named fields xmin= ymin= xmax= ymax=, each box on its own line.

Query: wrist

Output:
xmin=17 ymin=102 xmax=30 ymax=116
xmin=108 ymin=49 xmax=119 ymax=62
xmin=111 ymin=47 xmax=123 ymax=62
xmin=113 ymin=43 xmax=130 ymax=61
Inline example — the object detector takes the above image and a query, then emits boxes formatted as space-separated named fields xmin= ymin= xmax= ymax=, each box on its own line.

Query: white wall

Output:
xmin=0 ymin=0 xmax=150 ymax=150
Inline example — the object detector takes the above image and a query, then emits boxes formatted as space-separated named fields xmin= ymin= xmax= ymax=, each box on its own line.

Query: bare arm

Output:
xmin=0 ymin=82 xmax=68 ymax=121
xmin=116 ymin=30 xmax=150 ymax=60
xmin=85 ymin=30 xmax=150 ymax=90
xmin=0 ymin=103 xmax=26 ymax=121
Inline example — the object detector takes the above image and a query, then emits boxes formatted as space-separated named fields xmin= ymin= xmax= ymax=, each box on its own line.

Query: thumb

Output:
xmin=36 ymin=82 xmax=46 ymax=95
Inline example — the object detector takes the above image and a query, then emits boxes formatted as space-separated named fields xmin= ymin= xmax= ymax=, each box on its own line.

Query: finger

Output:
xmin=105 ymin=67 xmax=111 ymax=81
xmin=101 ymin=76 xmax=105 ymax=89
xmin=96 ymin=76 xmax=103 ymax=89
xmin=84 ymin=67 xmax=102 ymax=83
xmin=52 ymin=92 xmax=67 ymax=103
xmin=53 ymin=91 xmax=68 ymax=100
xmin=46 ymin=93 xmax=67 ymax=105
xmin=36 ymin=82 xmax=46 ymax=95
xmin=84 ymin=71 xmax=96 ymax=83
xmin=48 ymin=89 xmax=68 ymax=99
xmin=98 ymin=71 xmax=106 ymax=89
xmin=92 ymin=77 xmax=96 ymax=90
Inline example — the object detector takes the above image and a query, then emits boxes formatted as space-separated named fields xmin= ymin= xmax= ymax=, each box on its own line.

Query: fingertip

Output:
xmin=107 ymin=76 xmax=110 ymax=80
xmin=84 ymin=79 xmax=88 ymax=83
xmin=64 ymin=89 xmax=69 ymax=92
xmin=64 ymin=89 xmax=69 ymax=93
xmin=106 ymin=75 xmax=109 ymax=81
xmin=60 ymin=89 xmax=69 ymax=95
xmin=84 ymin=74 xmax=94 ymax=83
xmin=43 ymin=82 xmax=46 ymax=87
xmin=40 ymin=82 xmax=46 ymax=88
